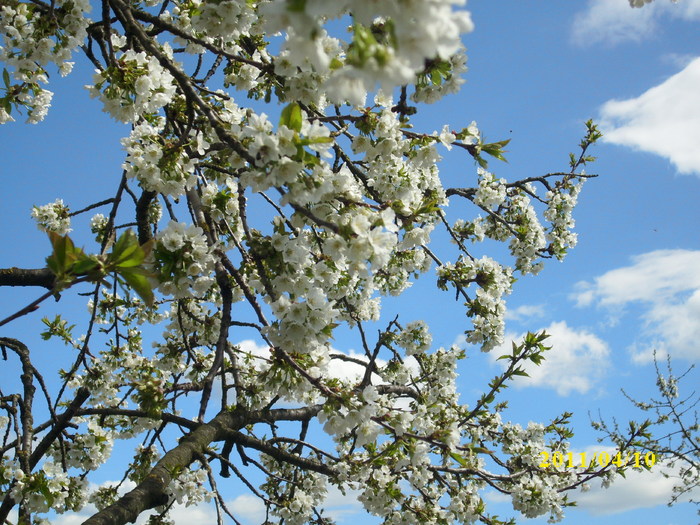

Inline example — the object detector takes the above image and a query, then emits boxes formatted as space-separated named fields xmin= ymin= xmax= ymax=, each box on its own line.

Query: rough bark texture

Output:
xmin=81 ymin=405 xmax=322 ymax=525
xmin=81 ymin=409 xmax=240 ymax=525
xmin=0 ymin=267 xmax=54 ymax=289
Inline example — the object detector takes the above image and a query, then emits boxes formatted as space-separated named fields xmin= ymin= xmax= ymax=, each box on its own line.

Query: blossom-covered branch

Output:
xmin=0 ymin=1 xmax=649 ymax=524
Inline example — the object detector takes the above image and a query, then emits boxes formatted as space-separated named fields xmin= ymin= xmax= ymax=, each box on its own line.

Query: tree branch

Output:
xmin=228 ymin=431 xmax=336 ymax=477
xmin=81 ymin=404 xmax=322 ymax=525
xmin=0 ymin=267 xmax=54 ymax=289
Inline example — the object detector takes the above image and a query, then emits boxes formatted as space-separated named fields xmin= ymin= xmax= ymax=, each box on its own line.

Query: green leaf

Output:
xmin=529 ymin=353 xmax=544 ymax=366
xmin=46 ymin=232 xmax=81 ymax=276
xmin=2 ymin=68 xmax=9 ymax=89
xmin=297 ymin=135 xmax=333 ymax=146
xmin=481 ymin=139 xmax=510 ymax=163
xmin=40 ymin=315 xmax=76 ymax=343
xmin=450 ymin=452 xmax=468 ymax=467
xmin=111 ymin=229 xmax=138 ymax=260
xmin=39 ymin=482 xmax=55 ymax=508
xmin=108 ymin=230 xmax=154 ymax=270
xmin=280 ymin=102 xmax=302 ymax=132
xmin=118 ymin=267 xmax=155 ymax=305
xmin=287 ymin=0 xmax=306 ymax=12
xmin=71 ymin=256 xmax=100 ymax=276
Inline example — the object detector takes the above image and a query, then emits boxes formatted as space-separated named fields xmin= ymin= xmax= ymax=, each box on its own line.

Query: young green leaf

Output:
xmin=118 ymin=266 xmax=155 ymax=305
xmin=450 ymin=452 xmax=469 ymax=467
xmin=111 ymin=231 xmax=152 ymax=268
xmin=70 ymin=256 xmax=100 ymax=276
xmin=280 ymin=102 xmax=303 ymax=133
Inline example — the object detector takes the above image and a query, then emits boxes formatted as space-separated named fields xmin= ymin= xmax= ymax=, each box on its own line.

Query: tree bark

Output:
xmin=82 ymin=405 xmax=323 ymax=525
xmin=0 ymin=268 xmax=54 ymax=289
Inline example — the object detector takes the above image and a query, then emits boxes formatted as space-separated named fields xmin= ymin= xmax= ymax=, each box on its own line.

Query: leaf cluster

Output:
xmin=45 ymin=229 xmax=155 ymax=304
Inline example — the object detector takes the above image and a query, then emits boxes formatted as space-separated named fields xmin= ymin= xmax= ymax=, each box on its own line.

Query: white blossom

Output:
xmin=31 ymin=199 xmax=71 ymax=234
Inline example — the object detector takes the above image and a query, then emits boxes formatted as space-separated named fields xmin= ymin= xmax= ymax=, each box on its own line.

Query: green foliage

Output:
xmin=40 ymin=315 xmax=75 ymax=345
xmin=280 ymin=102 xmax=303 ymax=132
xmin=481 ymin=139 xmax=511 ymax=164
xmin=45 ymin=229 xmax=155 ymax=304
xmin=569 ymin=119 xmax=602 ymax=170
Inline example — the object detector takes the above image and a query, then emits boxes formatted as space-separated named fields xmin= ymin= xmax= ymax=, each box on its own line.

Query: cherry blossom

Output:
xmin=0 ymin=1 xmax=632 ymax=524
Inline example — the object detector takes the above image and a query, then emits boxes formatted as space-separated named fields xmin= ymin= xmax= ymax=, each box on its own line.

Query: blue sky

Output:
xmin=1 ymin=0 xmax=699 ymax=524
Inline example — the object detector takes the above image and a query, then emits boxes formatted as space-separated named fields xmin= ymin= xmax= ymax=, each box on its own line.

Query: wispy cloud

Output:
xmin=320 ymin=486 xmax=366 ymax=523
xmin=572 ymin=0 xmax=659 ymax=45
xmin=574 ymin=249 xmax=700 ymax=362
xmin=225 ymin=487 xmax=365 ymax=525
xmin=504 ymin=303 xmax=545 ymax=323
xmin=491 ymin=321 xmax=610 ymax=396
xmin=232 ymin=339 xmax=382 ymax=384
xmin=573 ymin=447 xmax=700 ymax=515
xmin=227 ymin=494 xmax=267 ymax=524
xmin=572 ymin=0 xmax=700 ymax=46
xmin=598 ymin=57 xmax=700 ymax=176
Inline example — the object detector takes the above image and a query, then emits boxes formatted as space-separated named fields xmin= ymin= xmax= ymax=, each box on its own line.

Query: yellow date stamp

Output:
xmin=539 ymin=450 xmax=657 ymax=469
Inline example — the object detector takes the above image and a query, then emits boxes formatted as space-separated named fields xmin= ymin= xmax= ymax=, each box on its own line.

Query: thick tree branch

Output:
xmin=82 ymin=405 xmax=322 ymax=525
xmin=81 ymin=409 xmax=246 ymax=525
xmin=0 ymin=267 xmax=54 ymax=289
xmin=135 ymin=190 xmax=156 ymax=244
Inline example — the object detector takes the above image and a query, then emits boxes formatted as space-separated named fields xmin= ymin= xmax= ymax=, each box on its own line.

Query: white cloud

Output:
xmin=219 ymin=487 xmax=365 ymax=525
xmin=504 ymin=304 xmax=545 ymax=322
xmin=577 ymin=468 xmax=674 ymax=515
xmin=573 ymin=448 xmax=700 ymax=515
xmin=574 ymin=250 xmax=700 ymax=362
xmin=47 ymin=477 xmax=362 ymax=525
xmin=327 ymin=348 xmax=381 ymax=383
xmin=234 ymin=339 xmax=384 ymax=384
xmin=572 ymin=0 xmax=659 ymax=45
xmin=228 ymin=494 xmax=267 ymax=524
xmin=598 ymin=57 xmax=700 ymax=176
xmin=491 ymin=321 xmax=610 ymax=396
xmin=169 ymin=504 xmax=220 ymax=523
xmin=661 ymin=52 xmax=699 ymax=69
xmin=322 ymin=486 xmax=366 ymax=523
xmin=236 ymin=338 xmax=273 ymax=362
xmin=572 ymin=0 xmax=700 ymax=45
xmin=47 ymin=513 xmax=94 ymax=525
xmin=45 ymin=480 xmax=225 ymax=525
xmin=575 ymin=250 xmax=700 ymax=306
xmin=484 ymin=445 xmax=700 ymax=517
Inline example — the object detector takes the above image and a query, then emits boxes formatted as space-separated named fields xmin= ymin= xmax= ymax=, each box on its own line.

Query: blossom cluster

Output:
xmin=31 ymin=198 xmax=71 ymax=234
xmin=0 ymin=0 xmax=604 ymax=523
xmin=259 ymin=0 xmax=474 ymax=106
xmin=544 ymin=178 xmax=584 ymax=259
xmin=395 ymin=320 xmax=433 ymax=356
xmin=0 ymin=0 xmax=90 ymax=123
xmin=438 ymin=255 xmax=513 ymax=350
xmin=87 ymin=35 xmax=176 ymax=123
xmin=152 ymin=221 xmax=216 ymax=299
xmin=121 ymin=118 xmax=201 ymax=197
xmin=166 ymin=465 xmax=213 ymax=507
xmin=503 ymin=189 xmax=547 ymax=274
xmin=9 ymin=461 xmax=88 ymax=515
xmin=474 ymin=168 xmax=507 ymax=209
xmin=261 ymin=458 xmax=328 ymax=525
